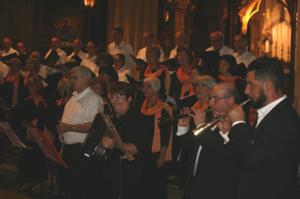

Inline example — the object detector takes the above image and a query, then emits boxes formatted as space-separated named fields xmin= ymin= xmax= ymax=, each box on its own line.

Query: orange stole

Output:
xmin=192 ymin=100 xmax=209 ymax=111
xmin=141 ymin=99 xmax=173 ymax=161
xmin=176 ymin=66 xmax=193 ymax=98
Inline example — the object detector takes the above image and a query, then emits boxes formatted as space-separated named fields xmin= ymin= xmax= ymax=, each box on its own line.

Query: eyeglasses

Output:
xmin=209 ymin=95 xmax=231 ymax=102
xmin=108 ymin=93 xmax=126 ymax=101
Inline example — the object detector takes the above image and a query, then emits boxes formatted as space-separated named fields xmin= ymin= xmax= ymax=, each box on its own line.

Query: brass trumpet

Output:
xmin=193 ymin=99 xmax=251 ymax=136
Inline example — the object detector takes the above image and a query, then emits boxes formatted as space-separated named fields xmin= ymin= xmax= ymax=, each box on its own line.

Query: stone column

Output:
xmin=293 ymin=0 xmax=300 ymax=114
xmin=174 ymin=0 xmax=190 ymax=34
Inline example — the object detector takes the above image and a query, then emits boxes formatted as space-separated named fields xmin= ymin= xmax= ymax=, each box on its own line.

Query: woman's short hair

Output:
xmin=143 ymin=77 xmax=161 ymax=92
xmin=109 ymin=81 xmax=135 ymax=99
xmin=191 ymin=75 xmax=216 ymax=89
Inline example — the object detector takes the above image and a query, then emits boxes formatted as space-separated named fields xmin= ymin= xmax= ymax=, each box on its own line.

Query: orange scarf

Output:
xmin=141 ymin=99 xmax=173 ymax=161
xmin=176 ymin=66 xmax=193 ymax=98
xmin=192 ymin=100 xmax=209 ymax=111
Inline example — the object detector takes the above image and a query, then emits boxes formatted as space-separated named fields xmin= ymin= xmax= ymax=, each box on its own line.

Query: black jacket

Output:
xmin=229 ymin=98 xmax=300 ymax=199
xmin=179 ymin=127 xmax=238 ymax=199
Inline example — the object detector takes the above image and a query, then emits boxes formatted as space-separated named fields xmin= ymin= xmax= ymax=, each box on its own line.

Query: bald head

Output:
xmin=51 ymin=37 xmax=61 ymax=49
xmin=209 ymin=31 xmax=224 ymax=51
xmin=234 ymin=34 xmax=248 ymax=54
xmin=143 ymin=32 xmax=155 ymax=47
xmin=73 ymin=38 xmax=82 ymax=52
xmin=210 ymin=83 xmax=239 ymax=114
xmin=2 ymin=37 xmax=12 ymax=50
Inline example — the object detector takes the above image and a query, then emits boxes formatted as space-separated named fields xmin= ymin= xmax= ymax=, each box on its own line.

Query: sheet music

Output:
xmin=0 ymin=121 xmax=27 ymax=149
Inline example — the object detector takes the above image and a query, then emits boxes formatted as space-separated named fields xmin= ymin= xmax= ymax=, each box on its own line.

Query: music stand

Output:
xmin=29 ymin=128 xmax=68 ymax=168
xmin=0 ymin=122 xmax=27 ymax=149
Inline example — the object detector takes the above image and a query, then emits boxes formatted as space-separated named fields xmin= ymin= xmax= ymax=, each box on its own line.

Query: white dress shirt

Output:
xmin=44 ymin=48 xmax=68 ymax=74
xmin=256 ymin=95 xmax=287 ymax=127
xmin=66 ymin=50 xmax=88 ymax=62
xmin=233 ymin=51 xmax=256 ymax=68
xmin=1 ymin=47 xmax=19 ymax=57
xmin=169 ymin=47 xmax=178 ymax=59
xmin=115 ymin=66 xmax=132 ymax=83
xmin=107 ymin=40 xmax=135 ymax=68
xmin=61 ymin=87 xmax=104 ymax=144
xmin=81 ymin=55 xmax=99 ymax=76
xmin=137 ymin=47 xmax=165 ymax=62
xmin=205 ymin=45 xmax=234 ymax=56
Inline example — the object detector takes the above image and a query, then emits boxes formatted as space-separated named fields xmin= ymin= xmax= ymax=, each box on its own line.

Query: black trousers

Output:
xmin=62 ymin=144 xmax=102 ymax=199
xmin=142 ymin=153 xmax=168 ymax=199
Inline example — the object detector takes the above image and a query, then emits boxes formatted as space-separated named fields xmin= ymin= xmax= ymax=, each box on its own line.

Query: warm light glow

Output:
xmin=239 ymin=0 xmax=262 ymax=34
xmin=84 ymin=0 xmax=95 ymax=7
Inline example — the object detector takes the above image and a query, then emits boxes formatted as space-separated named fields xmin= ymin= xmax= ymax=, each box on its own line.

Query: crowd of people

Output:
xmin=0 ymin=27 xmax=299 ymax=199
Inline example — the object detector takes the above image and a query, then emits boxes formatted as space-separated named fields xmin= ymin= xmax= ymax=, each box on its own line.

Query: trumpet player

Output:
xmin=177 ymin=81 xmax=240 ymax=199
xmin=228 ymin=57 xmax=300 ymax=199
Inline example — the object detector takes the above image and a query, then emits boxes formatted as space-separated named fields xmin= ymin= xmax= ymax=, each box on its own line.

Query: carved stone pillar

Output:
xmin=294 ymin=0 xmax=300 ymax=114
xmin=174 ymin=0 xmax=190 ymax=34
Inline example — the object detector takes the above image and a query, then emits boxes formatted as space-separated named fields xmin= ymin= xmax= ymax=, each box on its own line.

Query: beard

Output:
xmin=250 ymin=89 xmax=267 ymax=109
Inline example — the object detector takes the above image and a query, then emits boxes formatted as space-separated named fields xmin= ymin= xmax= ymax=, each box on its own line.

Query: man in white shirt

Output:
xmin=66 ymin=38 xmax=88 ymax=64
xmin=58 ymin=65 xmax=103 ymax=199
xmin=169 ymin=31 xmax=187 ymax=59
xmin=44 ymin=37 xmax=67 ymax=73
xmin=113 ymin=53 xmax=131 ymax=83
xmin=233 ymin=34 xmax=256 ymax=68
xmin=0 ymin=37 xmax=19 ymax=57
xmin=107 ymin=27 xmax=135 ymax=68
xmin=177 ymin=82 xmax=239 ymax=199
xmin=205 ymin=31 xmax=234 ymax=56
xmin=137 ymin=32 xmax=165 ymax=62
xmin=81 ymin=41 xmax=99 ymax=76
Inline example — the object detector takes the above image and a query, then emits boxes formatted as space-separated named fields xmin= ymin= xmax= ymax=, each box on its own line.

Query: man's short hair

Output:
xmin=100 ymin=66 xmax=119 ymax=82
xmin=109 ymin=81 xmax=135 ymax=99
xmin=146 ymin=46 xmax=161 ymax=59
xmin=248 ymin=56 xmax=284 ymax=92
xmin=226 ymin=85 xmax=241 ymax=103
xmin=71 ymin=65 xmax=92 ymax=79
xmin=113 ymin=27 xmax=124 ymax=35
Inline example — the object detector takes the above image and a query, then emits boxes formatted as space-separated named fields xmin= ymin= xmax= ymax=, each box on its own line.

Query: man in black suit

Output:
xmin=228 ymin=56 xmax=300 ymax=199
xmin=177 ymin=81 xmax=240 ymax=199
